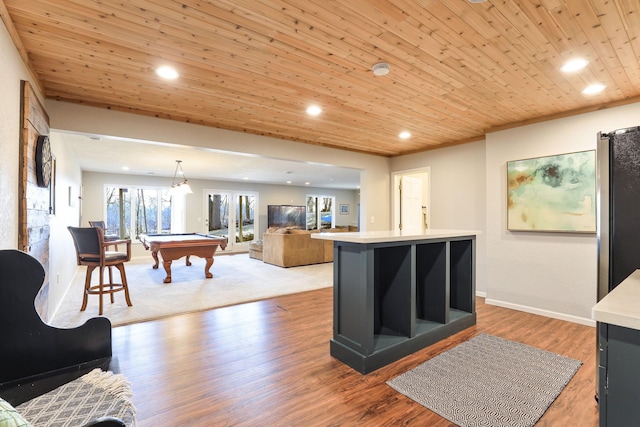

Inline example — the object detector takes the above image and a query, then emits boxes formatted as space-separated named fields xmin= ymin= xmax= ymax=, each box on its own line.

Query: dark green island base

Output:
xmin=313 ymin=230 xmax=477 ymax=374
xmin=593 ymin=269 xmax=640 ymax=427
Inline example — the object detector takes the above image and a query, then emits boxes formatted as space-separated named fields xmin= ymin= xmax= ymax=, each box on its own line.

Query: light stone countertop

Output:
xmin=310 ymin=229 xmax=478 ymax=244
xmin=593 ymin=269 xmax=640 ymax=330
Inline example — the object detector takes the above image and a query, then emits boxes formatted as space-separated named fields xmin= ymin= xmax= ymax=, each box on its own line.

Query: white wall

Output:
xmin=48 ymin=138 xmax=82 ymax=315
xmin=80 ymin=171 xmax=359 ymax=258
xmin=0 ymin=19 xmax=83 ymax=320
xmin=485 ymin=102 xmax=640 ymax=324
xmin=0 ymin=19 xmax=39 ymax=248
xmin=391 ymin=140 xmax=488 ymax=294
xmin=392 ymin=102 xmax=640 ymax=325
xmin=45 ymin=101 xmax=391 ymax=232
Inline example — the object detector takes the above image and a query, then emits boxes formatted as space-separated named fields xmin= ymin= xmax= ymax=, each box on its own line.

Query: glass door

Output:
xmin=306 ymin=195 xmax=335 ymax=230
xmin=205 ymin=190 xmax=258 ymax=251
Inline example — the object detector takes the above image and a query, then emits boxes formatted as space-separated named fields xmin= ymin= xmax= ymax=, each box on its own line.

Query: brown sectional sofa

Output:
xmin=262 ymin=227 xmax=353 ymax=267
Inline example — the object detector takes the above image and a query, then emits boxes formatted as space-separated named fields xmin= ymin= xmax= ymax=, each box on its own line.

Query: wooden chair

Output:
xmin=68 ymin=226 xmax=133 ymax=315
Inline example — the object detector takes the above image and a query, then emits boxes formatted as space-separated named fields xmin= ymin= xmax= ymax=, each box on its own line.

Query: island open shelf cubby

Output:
xmin=312 ymin=230 xmax=477 ymax=374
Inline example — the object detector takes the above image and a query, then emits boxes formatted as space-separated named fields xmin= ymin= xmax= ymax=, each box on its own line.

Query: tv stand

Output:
xmin=312 ymin=230 xmax=477 ymax=374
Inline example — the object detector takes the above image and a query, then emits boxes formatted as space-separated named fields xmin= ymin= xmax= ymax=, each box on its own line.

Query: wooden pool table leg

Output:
xmin=204 ymin=257 xmax=214 ymax=278
xmin=151 ymin=250 xmax=160 ymax=269
xmin=162 ymin=260 xmax=173 ymax=283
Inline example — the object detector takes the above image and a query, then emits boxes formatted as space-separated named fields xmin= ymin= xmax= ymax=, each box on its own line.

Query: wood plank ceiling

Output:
xmin=2 ymin=0 xmax=640 ymax=157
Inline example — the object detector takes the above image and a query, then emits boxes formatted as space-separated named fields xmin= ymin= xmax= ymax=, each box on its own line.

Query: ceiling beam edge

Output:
xmin=0 ymin=0 xmax=45 ymax=95
xmin=485 ymin=96 xmax=640 ymax=134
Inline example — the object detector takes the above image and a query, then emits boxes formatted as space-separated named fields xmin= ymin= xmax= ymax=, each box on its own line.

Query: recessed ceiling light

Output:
xmin=306 ymin=105 xmax=322 ymax=116
xmin=121 ymin=166 xmax=129 ymax=171
xmin=305 ymin=182 xmax=311 ymax=185
xmin=561 ymin=58 xmax=589 ymax=73
xmin=286 ymin=180 xmax=292 ymax=184
xmin=372 ymin=63 xmax=390 ymax=76
xmin=399 ymin=131 xmax=411 ymax=139
xmin=582 ymin=84 xmax=606 ymax=95
xmin=156 ymin=65 xmax=179 ymax=80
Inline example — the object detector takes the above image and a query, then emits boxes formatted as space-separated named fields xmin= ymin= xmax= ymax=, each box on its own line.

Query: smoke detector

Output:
xmin=372 ymin=63 xmax=390 ymax=76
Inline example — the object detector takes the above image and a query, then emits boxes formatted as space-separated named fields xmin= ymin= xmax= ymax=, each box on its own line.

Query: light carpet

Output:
xmin=387 ymin=334 xmax=582 ymax=427
xmin=50 ymin=253 xmax=332 ymax=328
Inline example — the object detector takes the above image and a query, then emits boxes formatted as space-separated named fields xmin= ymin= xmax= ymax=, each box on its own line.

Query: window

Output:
xmin=105 ymin=186 xmax=172 ymax=239
xmin=306 ymin=195 xmax=335 ymax=230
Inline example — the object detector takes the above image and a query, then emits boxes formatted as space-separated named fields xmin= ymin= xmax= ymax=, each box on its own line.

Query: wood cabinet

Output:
xmin=313 ymin=230 xmax=476 ymax=374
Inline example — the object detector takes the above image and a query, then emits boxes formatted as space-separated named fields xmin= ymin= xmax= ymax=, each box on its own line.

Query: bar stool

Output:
xmin=67 ymin=226 xmax=133 ymax=315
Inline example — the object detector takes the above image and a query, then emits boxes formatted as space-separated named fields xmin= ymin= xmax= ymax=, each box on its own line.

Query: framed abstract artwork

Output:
xmin=507 ymin=150 xmax=596 ymax=233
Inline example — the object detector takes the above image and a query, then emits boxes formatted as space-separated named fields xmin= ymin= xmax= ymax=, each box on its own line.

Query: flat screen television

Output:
xmin=267 ymin=205 xmax=306 ymax=230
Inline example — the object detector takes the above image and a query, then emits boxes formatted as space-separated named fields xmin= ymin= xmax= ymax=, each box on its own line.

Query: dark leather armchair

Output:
xmin=68 ymin=226 xmax=133 ymax=315
xmin=0 ymin=249 xmax=112 ymax=405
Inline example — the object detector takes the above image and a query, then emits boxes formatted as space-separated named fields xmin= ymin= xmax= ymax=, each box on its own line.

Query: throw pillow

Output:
xmin=0 ymin=398 xmax=33 ymax=427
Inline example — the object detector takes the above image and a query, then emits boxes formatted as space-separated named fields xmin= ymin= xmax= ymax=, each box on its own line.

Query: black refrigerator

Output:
xmin=597 ymin=126 xmax=640 ymax=300
xmin=596 ymin=126 xmax=640 ymax=405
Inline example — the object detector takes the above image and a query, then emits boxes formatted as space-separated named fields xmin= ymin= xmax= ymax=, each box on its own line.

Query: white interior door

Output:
xmin=400 ymin=176 xmax=424 ymax=233
xmin=204 ymin=190 xmax=259 ymax=251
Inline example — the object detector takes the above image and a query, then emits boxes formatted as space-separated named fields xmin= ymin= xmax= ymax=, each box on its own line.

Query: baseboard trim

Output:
xmin=476 ymin=291 xmax=486 ymax=298
xmin=485 ymin=298 xmax=596 ymax=327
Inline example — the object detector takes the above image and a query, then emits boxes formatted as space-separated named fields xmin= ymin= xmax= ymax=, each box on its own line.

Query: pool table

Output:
xmin=139 ymin=233 xmax=228 ymax=283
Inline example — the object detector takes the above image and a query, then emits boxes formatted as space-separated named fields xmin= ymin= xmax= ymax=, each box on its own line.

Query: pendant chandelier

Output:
xmin=169 ymin=160 xmax=193 ymax=195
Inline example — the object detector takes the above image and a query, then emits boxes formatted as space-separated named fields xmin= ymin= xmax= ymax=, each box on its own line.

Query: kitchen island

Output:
xmin=593 ymin=269 xmax=640 ymax=427
xmin=312 ymin=229 xmax=477 ymax=374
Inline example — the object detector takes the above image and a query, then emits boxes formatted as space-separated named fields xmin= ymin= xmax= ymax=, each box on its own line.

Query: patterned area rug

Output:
xmin=387 ymin=334 xmax=582 ymax=427
xmin=17 ymin=369 xmax=136 ymax=427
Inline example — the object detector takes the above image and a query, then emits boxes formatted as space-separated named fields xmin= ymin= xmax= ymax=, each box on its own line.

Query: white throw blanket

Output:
xmin=17 ymin=369 xmax=136 ymax=427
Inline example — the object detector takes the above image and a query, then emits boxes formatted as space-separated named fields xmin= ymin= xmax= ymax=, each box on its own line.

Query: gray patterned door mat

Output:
xmin=387 ymin=334 xmax=582 ymax=427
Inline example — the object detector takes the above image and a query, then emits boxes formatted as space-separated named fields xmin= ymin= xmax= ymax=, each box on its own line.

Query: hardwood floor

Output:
xmin=111 ymin=288 xmax=598 ymax=426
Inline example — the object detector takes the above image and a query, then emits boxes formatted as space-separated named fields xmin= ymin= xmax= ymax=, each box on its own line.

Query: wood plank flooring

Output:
xmin=111 ymin=288 xmax=598 ymax=426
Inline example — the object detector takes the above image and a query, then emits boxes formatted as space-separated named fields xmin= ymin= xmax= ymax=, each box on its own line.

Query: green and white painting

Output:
xmin=507 ymin=150 xmax=596 ymax=233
